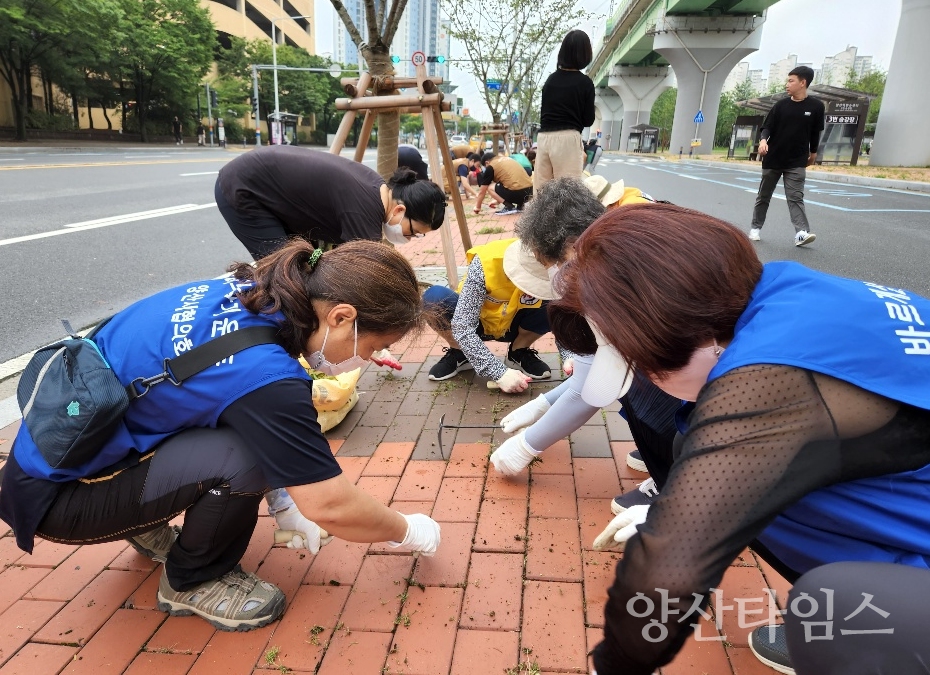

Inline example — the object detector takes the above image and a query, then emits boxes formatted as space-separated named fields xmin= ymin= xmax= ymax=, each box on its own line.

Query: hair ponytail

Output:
xmin=229 ymin=239 xmax=424 ymax=357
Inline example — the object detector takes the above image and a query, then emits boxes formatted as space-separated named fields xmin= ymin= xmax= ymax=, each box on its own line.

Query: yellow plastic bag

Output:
xmin=317 ymin=389 xmax=360 ymax=433
xmin=297 ymin=357 xmax=361 ymax=412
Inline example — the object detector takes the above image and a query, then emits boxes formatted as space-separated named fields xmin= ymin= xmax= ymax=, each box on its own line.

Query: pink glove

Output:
xmin=371 ymin=349 xmax=402 ymax=371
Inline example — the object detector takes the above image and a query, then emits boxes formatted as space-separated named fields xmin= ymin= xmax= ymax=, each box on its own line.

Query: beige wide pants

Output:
xmin=533 ymin=129 xmax=586 ymax=193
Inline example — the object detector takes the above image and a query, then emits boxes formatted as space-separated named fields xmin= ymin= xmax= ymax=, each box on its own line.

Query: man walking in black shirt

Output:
xmin=748 ymin=66 xmax=824 ymax=247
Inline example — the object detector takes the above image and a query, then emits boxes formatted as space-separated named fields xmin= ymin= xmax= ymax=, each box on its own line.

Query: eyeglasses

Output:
xmin=406 ymin=216 xmax=425 ymax=239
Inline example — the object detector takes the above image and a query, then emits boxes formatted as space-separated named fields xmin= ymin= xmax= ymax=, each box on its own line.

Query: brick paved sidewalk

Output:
xmin=0 ymin=205 xmax=787 ymax=674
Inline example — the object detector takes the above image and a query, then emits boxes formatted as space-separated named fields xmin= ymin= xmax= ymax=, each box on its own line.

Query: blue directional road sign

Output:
xmin=694 ymin=110 xmax=705 ymax=124
xmin=486 ymin=79 xmax=502 ymax=91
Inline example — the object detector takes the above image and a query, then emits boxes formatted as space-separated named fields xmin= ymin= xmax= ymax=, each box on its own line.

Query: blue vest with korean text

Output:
xmin=709 ymin=261 xmax=930 ymax=573
xmin=14 ymin=276 xmax=309 ymax=482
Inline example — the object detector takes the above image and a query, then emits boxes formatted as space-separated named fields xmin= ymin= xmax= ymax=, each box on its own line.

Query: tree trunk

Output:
xmin=15 ymin=67 xmax=28 ymax=141
xmin=102 ymin=104 xmax=112 ymax=130
xmin=365 ymin=45 xmax=399 ymax=181
xmin=26 ymin=67 xmax=33 ymax=111
xmin=72 ymin=95 xmax=79 ymax=127
xmin=87 ymin=100 xmax=94 ymax=129
xmin=119 ymin=80 xmax=126 ymax=129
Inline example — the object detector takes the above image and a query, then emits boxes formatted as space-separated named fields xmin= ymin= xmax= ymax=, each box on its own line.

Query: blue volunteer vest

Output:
xmin=708 ymin=261 xmax=930 ymax=573
xmin=14 ymin=276 xmax=309 ymax=482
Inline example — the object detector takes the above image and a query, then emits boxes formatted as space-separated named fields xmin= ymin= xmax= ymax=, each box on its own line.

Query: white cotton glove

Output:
xmin=489 ymin=431 xmax=541 ymax=475
xmin=387 ymin=513 xmax=441 ymax=556
xmin=496 ymin=368 xmax=531 ymax=394
xmin=500 ymin=394 xmax=551 ymax=433
xmin=592 ymin=505 xmax=650 ymax=551
xmin=274 ymin=505 xmax=333 ymax=554
xmin=563 ymin=358 xmax=574 ymax=377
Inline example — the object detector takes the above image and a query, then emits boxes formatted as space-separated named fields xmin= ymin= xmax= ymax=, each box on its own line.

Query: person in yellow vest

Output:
xmin=582 ymin=174 xmax=657 ymax=208
xmin=473 ymin=152 xmax=534 ymax=216
xmin=423 ymin=237 xmax=559 ymax=391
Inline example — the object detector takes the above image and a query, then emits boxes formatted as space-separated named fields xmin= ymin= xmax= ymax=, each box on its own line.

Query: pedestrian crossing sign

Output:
xmin=694 ymin=110 xmax=704 ymax=124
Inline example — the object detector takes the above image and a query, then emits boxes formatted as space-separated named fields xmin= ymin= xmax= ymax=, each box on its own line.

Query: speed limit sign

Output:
xmin=411 ymin=51 xmax=426 ymax=66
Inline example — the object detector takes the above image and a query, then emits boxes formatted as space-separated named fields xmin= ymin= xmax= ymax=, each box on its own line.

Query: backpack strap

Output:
xmin=126 ymin=325 xmax=281 ymax=401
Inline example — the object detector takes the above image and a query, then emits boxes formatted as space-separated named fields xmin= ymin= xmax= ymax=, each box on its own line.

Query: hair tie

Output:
xmin=308 ymin=248 xmax=323 ymax=270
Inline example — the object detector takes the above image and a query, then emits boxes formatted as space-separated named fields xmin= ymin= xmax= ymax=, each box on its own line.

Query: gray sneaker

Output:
xmin=749 ymin=624 xmax=795 ymax=674
xmin=128 ymin=524 xmax=181 ymax=563
xmin=157 ymin=566 xmax=286 ymax=632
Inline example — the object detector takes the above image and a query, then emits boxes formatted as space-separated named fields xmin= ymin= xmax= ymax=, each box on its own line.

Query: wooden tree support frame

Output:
xmin=328 ymin=66 xmax=472 ymax=288
xmin=478 ymin=124 xmax=512 ymax=156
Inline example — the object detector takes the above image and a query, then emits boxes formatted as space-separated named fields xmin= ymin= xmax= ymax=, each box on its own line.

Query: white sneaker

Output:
xmin=748 ymin=228 xmax=761 ymax=241
xmin=794 ymin=230 xmax=816 ymax=247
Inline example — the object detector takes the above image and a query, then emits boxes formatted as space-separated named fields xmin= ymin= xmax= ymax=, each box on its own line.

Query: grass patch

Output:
xmin=476 ymin=226 xmax=506 ymax=234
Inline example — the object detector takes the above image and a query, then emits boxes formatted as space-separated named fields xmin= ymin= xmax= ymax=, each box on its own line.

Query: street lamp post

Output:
xmin=271 ymin=14 xmax=312 ymax=144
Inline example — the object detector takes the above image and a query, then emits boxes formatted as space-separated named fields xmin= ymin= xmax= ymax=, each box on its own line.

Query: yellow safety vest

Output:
xmin=607 ymin=187 xmax=654 ymax=208
xmin=458 ymin=238 xmax=543 ymax=338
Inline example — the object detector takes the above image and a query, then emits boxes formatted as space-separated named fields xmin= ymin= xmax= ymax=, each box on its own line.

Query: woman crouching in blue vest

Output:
xmin=0 ymin=240 xmax=440 ymax=632
xmin=550 ymin=203 xmax=930 ymax=675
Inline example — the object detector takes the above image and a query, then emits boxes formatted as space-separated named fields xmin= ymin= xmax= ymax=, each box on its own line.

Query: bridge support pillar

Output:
xmin=608 ymin=65 xmax=673 ymax=153
xmin=594 ymin=88 xmax=623 ymax=151
xmin=653 ymin=15 xmax=763 ymax=155
xmin=870 ymin=0 xmax=930 ymax=166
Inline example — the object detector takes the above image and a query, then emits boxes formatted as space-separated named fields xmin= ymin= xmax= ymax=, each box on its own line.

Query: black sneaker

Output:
xmin=506 ymin=347 xmax=551 ymax=379
xmin=428 ymin=347 xmax=473 ymax=381
xmin=611 ymin=477 xmax=659 ymax=514
xmin=749 ymin=624 xmax=795 ymax=674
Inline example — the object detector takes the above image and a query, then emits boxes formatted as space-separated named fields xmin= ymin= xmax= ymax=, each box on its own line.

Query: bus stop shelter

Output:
xmin=736 ymin=84 xmax=874 ymax=165
xmin=626 ymin=123 xmax=659 ymax=153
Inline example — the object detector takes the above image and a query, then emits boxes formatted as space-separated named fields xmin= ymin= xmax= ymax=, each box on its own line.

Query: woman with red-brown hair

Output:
xmin=551 ymin=203 xmax=930 ymax=675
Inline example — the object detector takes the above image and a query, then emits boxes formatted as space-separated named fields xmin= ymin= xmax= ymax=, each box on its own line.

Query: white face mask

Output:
xmin=650 ymin=343 xmax=723 ymax=402
xmin=306 ymin=321 xmax=368 ymax=376
xmin=382 ymin=211 xmax=410 ymax=246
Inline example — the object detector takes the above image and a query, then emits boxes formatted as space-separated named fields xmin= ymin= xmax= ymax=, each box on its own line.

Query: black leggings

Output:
xmin=785 ymin=562 xmax=930 ymax=675
xmin=37 ymin=427 xmax=267 ymax=591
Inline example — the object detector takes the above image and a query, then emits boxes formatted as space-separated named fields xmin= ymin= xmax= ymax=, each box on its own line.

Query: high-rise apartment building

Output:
xmin=333 ymin=0 xmax=449 ymax=80
xmin=768 ymin=54 xmax=797 ymax=91
xmin=722 ymin=61 xmax=750 ymax=93
xmin=820 ymin=46 xmax=859 ymax=86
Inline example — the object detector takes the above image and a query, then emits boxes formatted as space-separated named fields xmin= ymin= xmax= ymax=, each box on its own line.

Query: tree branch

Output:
xmin=329 ymin=0 xmax=364 ymax=47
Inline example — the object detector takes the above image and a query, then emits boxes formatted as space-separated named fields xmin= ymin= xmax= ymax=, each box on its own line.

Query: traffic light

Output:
xmin=251 ymin=99 xmax=259 ymax=120
xmin=426 ymin=55 xmax=446 ymax=63
xmin=210 ymin=88 xmax=218 ymax=108
xmin=391 ymin=55 xmax=400 ymax=64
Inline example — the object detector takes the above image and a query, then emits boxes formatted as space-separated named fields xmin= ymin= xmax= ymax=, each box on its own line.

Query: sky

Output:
xmin=313 ymin=0 xmax=901 ymax=122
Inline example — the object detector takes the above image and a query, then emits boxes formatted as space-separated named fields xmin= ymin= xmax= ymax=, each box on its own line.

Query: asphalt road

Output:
xmin=1 ymin=146 xmax=929 ymax=365
xmin=595 ymin=155 xmax=930 ymax=296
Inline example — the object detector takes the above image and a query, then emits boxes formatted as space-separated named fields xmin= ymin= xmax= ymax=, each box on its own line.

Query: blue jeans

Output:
xmin=423 ymin=285 xmax=550 ymax=342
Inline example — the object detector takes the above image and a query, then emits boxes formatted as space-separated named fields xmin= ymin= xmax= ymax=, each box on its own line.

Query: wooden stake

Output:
xmin=417 ymin=63 xmax=459 ymax=289
xmin=432 ymin=104 xmax=472 ymax=250
xmin=329 ymin=72 xmax=371 ymax=155
xmin=354 ymin=111 xmax=375 ymax=163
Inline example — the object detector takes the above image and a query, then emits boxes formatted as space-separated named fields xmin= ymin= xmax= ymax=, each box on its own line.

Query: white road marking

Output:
xmin=0 ymin=158 xmax=24 ymax=162
xmin=0 ymin=203 xmax=217 ymax=248
xmin=180 ymin=171 xmax=219 ymax=176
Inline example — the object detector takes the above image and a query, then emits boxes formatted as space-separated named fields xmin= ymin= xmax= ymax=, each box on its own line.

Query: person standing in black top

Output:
xmin=748 ymin=66 xmax=825 ymax=247
xmin=534 ymin=30 xmax=596 ymax=193
xmin=214 ymin=146 xmax=447 ymax=259
xmin=172 ymin=116 xmax=183 ymax=145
